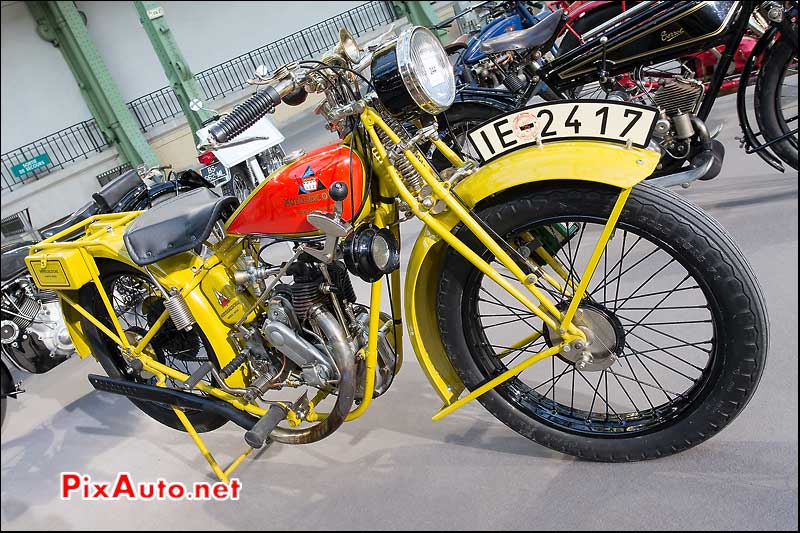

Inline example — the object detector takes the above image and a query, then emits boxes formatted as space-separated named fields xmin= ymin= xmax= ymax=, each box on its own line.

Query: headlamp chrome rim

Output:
xmin=395 ymin=26 xmax=455 ymax=115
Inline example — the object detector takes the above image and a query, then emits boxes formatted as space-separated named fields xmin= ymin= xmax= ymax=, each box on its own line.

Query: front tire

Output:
xmin=436 ymin=183 xmax=768 ymax=461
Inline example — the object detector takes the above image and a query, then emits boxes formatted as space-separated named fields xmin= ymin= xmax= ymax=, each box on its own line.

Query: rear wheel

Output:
xmin=436 ymin=183 xmax=768 ymax=461
xmin=755 ymin=36 xmax=798 ymax=170
xmin=222 ymin=163 xmax=254 ymax=202
xmin=79 ymin=262 xmax=228 ymax=433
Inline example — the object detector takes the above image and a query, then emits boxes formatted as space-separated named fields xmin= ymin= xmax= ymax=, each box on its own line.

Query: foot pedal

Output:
xmin=244 ymin=404 xmax=288 ymax=449
xmin=182 ymin=361 xmax=213 ymax=390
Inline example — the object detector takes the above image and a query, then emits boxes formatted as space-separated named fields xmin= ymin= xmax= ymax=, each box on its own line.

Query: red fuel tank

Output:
xmin=225 ymin=143 xmax=365 ymax=236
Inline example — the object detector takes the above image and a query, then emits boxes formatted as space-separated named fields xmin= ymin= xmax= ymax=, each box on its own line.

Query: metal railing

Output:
xmin=1 ymin=1 xmax=397 ymax=192
xmin=1 ymin=120 xmax=109 ymax=192
xmin=0 ymin=207 xmax=40 ymax=247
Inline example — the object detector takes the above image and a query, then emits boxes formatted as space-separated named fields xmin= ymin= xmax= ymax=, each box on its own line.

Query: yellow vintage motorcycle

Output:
xmin=25 ymin=27 xmax=767 ymax=481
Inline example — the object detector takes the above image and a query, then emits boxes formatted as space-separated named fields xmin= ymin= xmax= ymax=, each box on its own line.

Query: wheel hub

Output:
xmin=545 ymin=302 xmax=625 ymax=372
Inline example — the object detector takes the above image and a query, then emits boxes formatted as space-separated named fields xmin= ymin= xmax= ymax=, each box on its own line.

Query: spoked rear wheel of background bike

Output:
xmin=79 ymin=262 xmax=228 ymax=433
xmin=437 ymin=183 xmax=768 ymax=461
xmin=755 ymin=35 xmax=798 ymax=170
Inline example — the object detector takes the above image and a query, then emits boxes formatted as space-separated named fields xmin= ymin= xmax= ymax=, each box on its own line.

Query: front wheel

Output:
xmin=436 ymin=183 xmax=768 ymax=461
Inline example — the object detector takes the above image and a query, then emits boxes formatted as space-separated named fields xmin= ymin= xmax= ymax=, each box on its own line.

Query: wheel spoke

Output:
xmin=590 ymin=241 xmax=659 ymax=299
xmin=621 ymin=329 xmax=707 ymax=373
xmin=619 ymin=273 xmax=691 ymax=338
xmin=465 ymin=216 xmax=717 ymax=437
xmin=618 ymin=316 xmax=714 ymax=357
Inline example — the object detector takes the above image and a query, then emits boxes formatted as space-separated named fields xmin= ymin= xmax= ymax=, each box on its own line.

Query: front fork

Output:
xmin=361 ymin=108 xmax=632 ymax=419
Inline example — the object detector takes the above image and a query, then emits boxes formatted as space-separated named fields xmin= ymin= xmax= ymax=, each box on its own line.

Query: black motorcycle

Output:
xmin=0 ymin=165 xmax=213 ymax=424
xmin=437 ymin=0 xmax=798 ymax=183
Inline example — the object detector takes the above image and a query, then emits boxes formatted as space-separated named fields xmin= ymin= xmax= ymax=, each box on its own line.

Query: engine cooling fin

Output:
xmin=653 ymin=78 xmax=704 ymax=115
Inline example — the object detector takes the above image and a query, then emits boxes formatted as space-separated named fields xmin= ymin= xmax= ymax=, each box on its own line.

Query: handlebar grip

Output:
xmin=207 ymin=85 xmax=282 ymax=143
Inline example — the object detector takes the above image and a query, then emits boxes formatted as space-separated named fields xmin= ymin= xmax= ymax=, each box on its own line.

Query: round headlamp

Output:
xmin=371 ymin=26 xmax=456 ymax=116
xmin=343 ymin=225 xmax=400 ymax=282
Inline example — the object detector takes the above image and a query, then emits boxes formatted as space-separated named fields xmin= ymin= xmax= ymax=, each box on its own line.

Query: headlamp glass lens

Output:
xmin=371 ymin=235 xmax=391 ymax=270
xmin=409 ymin=28 xmax=455 ymax=112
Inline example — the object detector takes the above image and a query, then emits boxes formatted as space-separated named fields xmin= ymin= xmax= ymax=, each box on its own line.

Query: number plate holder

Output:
xmin=467 ymin=100 xmax=659 ymax=164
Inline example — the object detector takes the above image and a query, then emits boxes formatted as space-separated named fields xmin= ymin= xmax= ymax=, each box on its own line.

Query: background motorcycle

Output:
xmin=0 ymin=164 xmax=213 ymax=425
xmin=545 ymin=0 xmax=769 ymax=98
xmin=438 ymin=1 xmax=556 ymax=91
xmin=192 ymin=97 xmax=286 ymax=202
xmin=438 ymin=0 xmax=798 ymax=181
xmin=550 ymin=0 xmax=769 ymax=97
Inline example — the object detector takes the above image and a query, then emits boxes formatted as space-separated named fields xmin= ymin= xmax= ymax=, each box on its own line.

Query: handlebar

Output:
xmin=207 ymin=78 xmax=297 ymax=143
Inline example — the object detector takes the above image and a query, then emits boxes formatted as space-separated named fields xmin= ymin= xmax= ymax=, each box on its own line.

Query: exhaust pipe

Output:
xmin=91 ymin=303 xmax=356 ymax=446
xmin=269 ymin=304 xmax=357 ymax=445
xmin=88 ymin=374 xmax=259 ymax=430
xmin=650 ymin=138 xmax=725 ymax=188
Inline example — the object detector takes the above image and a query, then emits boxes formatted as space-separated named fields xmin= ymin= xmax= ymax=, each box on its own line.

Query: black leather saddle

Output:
xmin=123 ymin=188 xmax=238 ymax=266
xmin=92 ymin=169 xmax=145 ymax=213
xmin=480 ymin=9 xmax=564 ymax=55
xmin=39 ymin=200 xmax=99 ymax=239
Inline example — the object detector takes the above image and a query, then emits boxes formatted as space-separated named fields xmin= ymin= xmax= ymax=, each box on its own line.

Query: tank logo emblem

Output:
xmin=298 ymin=165 xmax=326 ymax=194
xmin=213 ymin=289 xmax=230 ymax=307
xmin=661 ymin=27 xmax=685 ymax=42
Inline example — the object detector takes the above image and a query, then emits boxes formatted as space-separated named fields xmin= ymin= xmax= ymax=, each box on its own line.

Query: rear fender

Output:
xmin=31 ymin=217 xmax=249 ymax=388
xmin=405 ymin=141 xmax=660 ymax=405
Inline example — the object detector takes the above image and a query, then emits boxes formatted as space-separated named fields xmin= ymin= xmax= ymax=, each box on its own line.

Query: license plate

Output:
xmin=200 ymin=162 xmax=231 ymax=187
xmin=467 ymin=100 xmax=659 ymax=164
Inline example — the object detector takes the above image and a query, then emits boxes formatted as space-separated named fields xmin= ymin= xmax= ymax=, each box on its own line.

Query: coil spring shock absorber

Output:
xmin=374 ymin=114 xmax=425 ymax=193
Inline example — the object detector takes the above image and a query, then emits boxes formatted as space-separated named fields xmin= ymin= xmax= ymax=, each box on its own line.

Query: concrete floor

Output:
xmin=1 ymin=95 xmax=797 ymax=530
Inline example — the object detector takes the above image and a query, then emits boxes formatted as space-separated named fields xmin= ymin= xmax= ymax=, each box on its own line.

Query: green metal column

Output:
xmin=392 ymin=1 xmax=446 ymax=40
xmin=26 ymin=1 xmax=159 ymax=168
xmin=133 ymin=1 xmax=212 ymax=143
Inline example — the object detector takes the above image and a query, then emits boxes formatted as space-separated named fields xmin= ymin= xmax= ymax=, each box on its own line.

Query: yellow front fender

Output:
xmin=405 ymin=141 xmax=660 ymax=406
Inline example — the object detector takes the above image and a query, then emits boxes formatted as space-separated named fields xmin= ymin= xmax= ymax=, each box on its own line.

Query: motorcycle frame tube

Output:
xmin=361 ymin=107 xmax=654 ymax=416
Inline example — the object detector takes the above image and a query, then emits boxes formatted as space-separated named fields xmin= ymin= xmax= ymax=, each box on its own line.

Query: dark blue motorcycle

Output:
xmin=437 ymin=1 xmax=553 ymax=89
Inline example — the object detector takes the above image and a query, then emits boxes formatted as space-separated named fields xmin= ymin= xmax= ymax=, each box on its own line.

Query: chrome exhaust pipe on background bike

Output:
xmin=650 ymin=115 xmax=725 ymax=188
